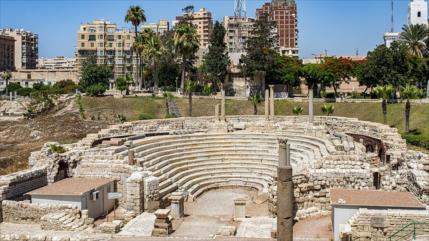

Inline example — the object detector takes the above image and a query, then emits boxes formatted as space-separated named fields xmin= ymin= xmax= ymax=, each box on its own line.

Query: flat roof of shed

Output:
xmin=27 ymin=178 xmax=114 ymax=196
xmin=330 ymin=189 xmax=426 ymax=209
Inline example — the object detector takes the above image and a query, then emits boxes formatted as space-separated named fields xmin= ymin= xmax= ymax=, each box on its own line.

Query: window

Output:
xmin=81 ymin=43 xmax=85 ymax=47
xmin=99 ymin=43 xmax=103 ymax=47
xmin=81 ymin=34 xmax=85 ymax=40
xmin=117 ymin=35 xmax=122 ymax=40
xmin=109 ymin=43 xmax=113 ymax=47
xmin=88 ymin=35 xmax=96 ymax=41
xmin=90 ymin=43 xmax=94 ymax=47
xmin=88 ymin=27 xmax=96 ymax=33
xmin=91 ymin=191 xmax=100 ymax=200
xmin=418 ymin=11 xmax=422 ymax=17
xmin=117 ymin=43 xmax=122 ymax=47
xmin=107 ymin=35 xmax=114 ymax=41
xmin=127 ymin=35 xmax=130 ymax=40
xmin=99 ymin=35 xmax=103 ymax=39
xmin=107 ymin=28 xmax=115 ymax=33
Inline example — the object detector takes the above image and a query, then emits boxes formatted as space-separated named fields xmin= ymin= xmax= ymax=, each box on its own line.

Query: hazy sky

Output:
xmin=0 ymin=0 xmax=413 ymax=58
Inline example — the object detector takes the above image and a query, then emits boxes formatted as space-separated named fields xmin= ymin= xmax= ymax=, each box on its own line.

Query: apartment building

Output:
xmin=0 ymin=35 xmax=15 ymax=71
xmin=141 ymin=20 xmax=170 ymax=34
xmin=37 ymin=56 xmax=76 ymax=70
xmin=76 ymin=20 xmax=136 ymax=79
xmin=223 ymin=16 xmax=255 ymax=53
xmin=256 ymin=0 xmax=298 ymax=56
xmin=176 ymin=8 xmax=213 ymax=49
xmin=0 ymin=28 xmax=38 ymax=69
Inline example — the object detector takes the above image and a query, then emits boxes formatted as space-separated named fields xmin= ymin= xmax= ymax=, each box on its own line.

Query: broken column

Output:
xmin=144 ymin=175 xmax=160 ymax=212
xmin=221 ymin=89 xmax=226 ymax=121
xmin=215 ymin=104 xmax=220 ymax=121
xmin=9 ymin=92 xmax=12 ymax=101
xmin=269 ymin=85 xmax=275 ymax=119
xmin=126 ymin=172 xmax=144 ymax=215
xmin=152 ymin=209 xmax=173 ymax=237
xmin=277 ymin=138 xmax=293 ymax=241
xmin=128 ymin=150 xmax=135 ymax=165
xmin=265 ymin=89 xmax=269 ymax=119
xmin=234 ymin=198 xmax=246 ymax=219
xmin=169 ymin=189 xmax=186 ymax=218
xmin=308 ymin=87 xmax=314 ymax=123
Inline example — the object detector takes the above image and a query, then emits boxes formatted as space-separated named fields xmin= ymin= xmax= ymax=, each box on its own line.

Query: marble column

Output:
xmin=169 ymin=190 xmax=186 ymax=218
xmin=308 ymin=87 xmax=314 ymax=123
xmin=277 ymin=139 xmax=293 ymax=241
xmin=269 ymin=85 xmax=275 ymax=119
xmin=9 ymin=92 xmax=12 ymax=101
xmin=265 ymin=89 xmax=269 ymax=119
xmin=221 ymin=89 xmax=226 ymax=121
xmin=215 ymin=104 xmax=220 ymax=121
xmin=234 ymin=198 xmax=246 ymax=219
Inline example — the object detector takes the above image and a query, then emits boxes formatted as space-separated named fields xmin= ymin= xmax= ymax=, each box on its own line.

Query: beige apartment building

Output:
xmin=223 ymin=16 xmax=255 ymax=53
xmin=37 ymin=56 xmax=76 ymax=70
xmin=0 ymin=34 xmax=15 ymax=71
xmin=141 ymin=20 xmax=170 ymax=34
xmin=0 ymin=28 xmax=38 ymax=69
xmin=76 ymin=20 xmax=136 ymax=79
xmin=176 ymin=8 xmax=213 ymax=49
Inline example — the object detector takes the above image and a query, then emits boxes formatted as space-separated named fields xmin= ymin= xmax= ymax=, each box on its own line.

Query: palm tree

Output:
xmin=1 ymin=71 xmax=12 ymax=95
xmin=125 ymin=6 xmax=146 ymax=90
xmin=184 ymin=80 xmax=196 ymax=116
xmin=292 ymin=106 xmax=303 ymax=115
xmin=248 ymin=94 xmax=262 ymax=115
xmin=174 ymin=23 xmax=199 ymax=93
xmin=374 ymin=85 xmax=395 ymax=124
xmin=321 ymin=104 xmax=335 ymax=116
xmin=143 ymin=30 xmax=166 ymax=94
xmin=400 ymin=24 xmax=429 ymax=57
xmin=400 ymin=85 xmax=422 ymax=132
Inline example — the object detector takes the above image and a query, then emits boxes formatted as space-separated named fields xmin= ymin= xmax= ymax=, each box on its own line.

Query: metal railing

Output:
xmin=388 ymin=221 xmax=429 ymax=241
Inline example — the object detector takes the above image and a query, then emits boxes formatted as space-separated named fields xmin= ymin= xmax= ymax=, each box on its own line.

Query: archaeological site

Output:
xmin=1 ymin=96 xmax=429 ymax=241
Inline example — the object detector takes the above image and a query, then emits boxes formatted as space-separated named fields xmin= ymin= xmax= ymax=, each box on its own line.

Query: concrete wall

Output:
xmin=32 ymin=195 xmax=81 ymax=209
xmin=332 ymin=206 xmax=360 ymax=241
xmin=81 ymin=182 xmax=114 ymax=219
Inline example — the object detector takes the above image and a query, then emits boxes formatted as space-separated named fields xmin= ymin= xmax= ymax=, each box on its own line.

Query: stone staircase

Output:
xmin=41 ymin=211 xmax=93 ymax=231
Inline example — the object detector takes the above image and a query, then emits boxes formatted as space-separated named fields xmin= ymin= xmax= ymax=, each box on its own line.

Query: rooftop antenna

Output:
xmin=390 ymin=0 xmax=395 ymax=32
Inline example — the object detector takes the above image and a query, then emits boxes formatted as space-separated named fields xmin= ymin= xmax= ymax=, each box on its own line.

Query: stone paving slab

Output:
xmin=118 ymin=212 xmax=156 ymax=236
xmin=236 ymin=217 xmax=276 ymax=239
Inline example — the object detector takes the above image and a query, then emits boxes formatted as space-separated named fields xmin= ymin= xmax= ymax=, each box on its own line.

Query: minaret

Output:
xmin=409 ymin=0 xmax=428 ymax=26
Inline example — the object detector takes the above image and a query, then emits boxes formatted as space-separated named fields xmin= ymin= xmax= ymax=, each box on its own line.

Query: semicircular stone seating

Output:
xmin=121 ymin=132 xmax=338 ymax=201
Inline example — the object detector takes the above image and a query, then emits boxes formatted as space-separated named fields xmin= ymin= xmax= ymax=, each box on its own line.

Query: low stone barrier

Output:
xmin=1 ymin=200 xmax=78 ymax=224
xmin=0 ymin=168 xmax=47 ymax=200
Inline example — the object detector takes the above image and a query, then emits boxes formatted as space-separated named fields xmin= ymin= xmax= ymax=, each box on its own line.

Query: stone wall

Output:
xmin=347 ymin=209 xmax=429 ymax=241
xmin=0 ymin=168 xmax=47 ymax=200
xmin=126 ymin=172 xmax=145 ymax=215
xmin=1 ymin=200 xmax=78 ymax=224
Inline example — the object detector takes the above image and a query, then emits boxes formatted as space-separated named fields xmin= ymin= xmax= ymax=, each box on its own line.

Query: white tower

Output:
xmin=408 ymin=0 xmax=428 ymax=26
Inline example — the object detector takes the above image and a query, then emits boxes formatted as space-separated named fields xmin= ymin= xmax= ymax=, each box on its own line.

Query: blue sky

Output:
xmin=0 ymin=0 xmax=412 ymax=58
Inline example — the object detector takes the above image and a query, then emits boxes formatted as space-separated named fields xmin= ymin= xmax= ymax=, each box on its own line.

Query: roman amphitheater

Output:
xmin=1 ymin=112 xmax=429 ymax=240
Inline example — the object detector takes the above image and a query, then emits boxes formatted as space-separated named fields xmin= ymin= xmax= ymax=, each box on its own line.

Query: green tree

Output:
xmin=79 ymin=59 xmax=112 ymax=96
xmin=142 ymin=30 xmax=166 ymax=94
xmin=174 ymin=22 xmax=200 ymax=92
xmin=159 ymin=30 xmax=181 ymax=89
xmin=322 ymin=57 xmax=354 ymax=97
xmin=203 ymin=21 xmax=229 ymax=89
xmin=184 ymin=80 xmax=196 ymax=116
xmin=1 ymin=71 xmax=12 ymax=95
xmin=125 ymin=5 xmax=146 ymax=90
xmin=240 ymin=12 xmax=278 ymax=83
xmin=400 ymin=85 xmax=423 ymax=132
xmin=374 ymin=84 xmax=395 ymax=124
xmin=300 ymin=64 xmax=329 ymax=97
xmin=248 ymin=93 xmax=262 ymax=115
xmin=116 ymin=76 xmax=128 ymax=95
xmin=400 ymin=24 xmax=429 ymax=58
xmin=275 ymin=56 xmax=302 ymax=96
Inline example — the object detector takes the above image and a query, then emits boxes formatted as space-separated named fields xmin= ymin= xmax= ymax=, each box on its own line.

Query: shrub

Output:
xmin=165 ymin=113 xmax=178 ymax=118
xmin=292 ymin=106 xmax=303 ymax=115
xmin=402 ymin=129 xmax=429 ymax=149
xmin=117 ymin=114 xmax=127 ymax=123
xmin=321 ymin=104 xmax=335 ymax=116
xmin=48 ymin=144 xmax=66 ymax=154
xmin=6 ymin=83 xmax=22 ymax=93
xmin=52 ymin=80 xmax=78 ymax=95
xmin=139 ymin=113 xmax=155 ymax=120
xmin=85 ymin=83 xmax=107 ymax=96
xmin=17 ymin=87 xmax=34 ymax=97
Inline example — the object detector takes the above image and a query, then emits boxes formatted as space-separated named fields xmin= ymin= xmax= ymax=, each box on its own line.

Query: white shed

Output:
xmin=330 ymin=189 xmax=426 ymax=241
xmin=27 ymin=178 xmax=115 ymax=219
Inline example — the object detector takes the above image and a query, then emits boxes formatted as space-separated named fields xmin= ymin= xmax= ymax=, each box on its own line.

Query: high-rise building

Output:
xmin=0 ymin=35 xmax=15 ymax=71
xmin=223 ymin=16 xmax=255 ymax=53
xmin=141 ymin=20 xmax=170 ymax=34
xmin=176 ymin=8 xmax=214 ymax=49
xmin=76 ymin=20 xmax=136 ymax=79
xmin=256 ymin=0 xmax=298 ymax=56
xmin=409 ymin=0 xmax=428 ymax=26
xmin=0 ymin=28 xmax=38 ymax=69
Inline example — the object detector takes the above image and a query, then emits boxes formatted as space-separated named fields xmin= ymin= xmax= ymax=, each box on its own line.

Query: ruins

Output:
xmin=0 ymin=112 xmax=429 ymax=240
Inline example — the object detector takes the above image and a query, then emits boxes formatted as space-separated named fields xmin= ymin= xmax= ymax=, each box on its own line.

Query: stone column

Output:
xmin=144 ymin=175 xmax=160 ymax=212
xmin=269 ymin=85 xmax=275 ymax=119
xmin=265 ymin=89 xmax=269 ymax=119
xmin=13 ymin=91 xmax=17 ymax=100
xmin=152 ymin=209 xmax=173 ymax=237
xmin=277 ymin=139 xmax=293 ymax=241
xmin=9 ymin=92 xmax=12 ymax=101
xmin=169 ymin=190 xmax=186 ymax=218
xmin=126 ymin=172 xmax=144 ymax=214
xmin=215 ymin=104 xmax=220 ymax=121
xmin=221 ymin=89 xmax=226 ymax=121
xmin=308 ymin=88 xmax=314 ymax=123
xmin=234 ymin=198 xmax=246 ymax=219
xmin=128 ymin=150 xmax=135 ymax=165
